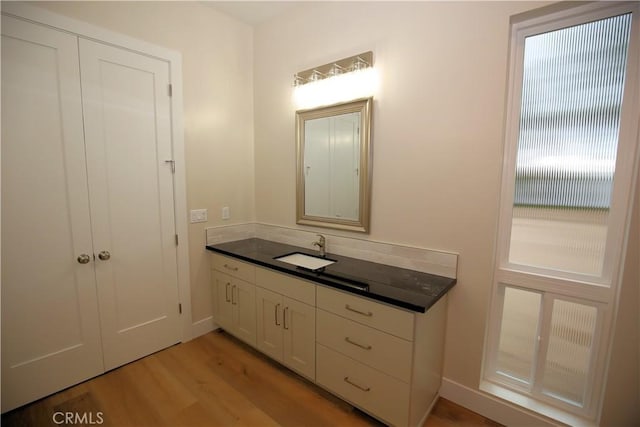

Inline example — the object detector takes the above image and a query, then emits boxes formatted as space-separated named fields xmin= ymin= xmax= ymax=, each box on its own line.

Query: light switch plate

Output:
xmin=190 ymin=209 xmax=208 ymax=223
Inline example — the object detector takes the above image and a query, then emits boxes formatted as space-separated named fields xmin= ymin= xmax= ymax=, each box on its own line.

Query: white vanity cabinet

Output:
xmin=316 ymin=286 xmax=447 ymax=427
xmin=211 ymin=255 xmax=257 ymax=347
xmin=255 ymin=268 xmax=316 ymax=381
xmin=209 ymin=252 xmax=448 ymax=427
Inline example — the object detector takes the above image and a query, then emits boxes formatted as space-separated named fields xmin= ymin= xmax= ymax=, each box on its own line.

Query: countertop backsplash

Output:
xmin=205 ymin=223 xmax=458 ymax=279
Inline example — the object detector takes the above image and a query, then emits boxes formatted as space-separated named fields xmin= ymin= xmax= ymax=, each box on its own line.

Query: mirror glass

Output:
xmin=296 ymin=97 xmax=372 ymax=233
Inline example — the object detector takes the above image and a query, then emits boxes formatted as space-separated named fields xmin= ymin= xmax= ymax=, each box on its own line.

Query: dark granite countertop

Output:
xmin=206 ymin=238 xmax=456 ymax=313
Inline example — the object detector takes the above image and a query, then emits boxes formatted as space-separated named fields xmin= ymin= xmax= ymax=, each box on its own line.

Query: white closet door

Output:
xmin=1 ymin=16 xmax=104 ymax=412
xmin=79 ymin=39 xmax=181 ymax=370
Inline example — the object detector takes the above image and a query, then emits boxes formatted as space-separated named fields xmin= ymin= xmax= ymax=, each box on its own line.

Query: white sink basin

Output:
xmin=275 ymin=252 xmax=336 ymax=271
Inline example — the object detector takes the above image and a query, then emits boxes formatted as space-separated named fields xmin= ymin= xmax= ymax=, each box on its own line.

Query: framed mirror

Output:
xmin=296 ymin=97 xmax=372 ymax=233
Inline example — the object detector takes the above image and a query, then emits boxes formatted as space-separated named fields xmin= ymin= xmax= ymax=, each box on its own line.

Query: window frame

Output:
xmin=483 ymin=1 xmax=640 ymax=422
xmin=497 ymin=2 xmax=639 ymax=289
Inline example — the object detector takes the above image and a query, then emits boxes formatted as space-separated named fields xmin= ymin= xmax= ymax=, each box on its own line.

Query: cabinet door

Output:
xmin=213 ymin=271 xmax=234 ymax=331
xmin=79 ymin=39 xmax=181 ymax=370
xmin=283 ymin=297 xmax=316 ymax=380
xmin=232 ymin=280 xmax=257 ymax=346
xmin=256 ymin=287 xmax=284 ymax=362
xmin=1 ymin=16 xmax=103 ymax=412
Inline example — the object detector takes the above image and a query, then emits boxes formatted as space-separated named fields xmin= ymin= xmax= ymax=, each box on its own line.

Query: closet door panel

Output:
xmin=1 ymin=16 xmax=103 ymax=412
xmin=79 ymin=39 xmax=180 ymax=370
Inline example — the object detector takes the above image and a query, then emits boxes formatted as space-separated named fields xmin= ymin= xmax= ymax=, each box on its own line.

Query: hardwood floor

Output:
xmin=2 ymin=331 xmax=501 ymax=427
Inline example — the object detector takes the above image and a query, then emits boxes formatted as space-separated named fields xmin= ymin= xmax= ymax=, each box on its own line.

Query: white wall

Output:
xmin=253 ymin=0 xmax=546 ymax=390
xmin=32 ymin=1 xmax=256 ymax=324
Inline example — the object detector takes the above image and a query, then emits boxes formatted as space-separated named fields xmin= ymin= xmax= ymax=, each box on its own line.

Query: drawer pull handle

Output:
xmin=344 ymin=376 xmax=370 ymax=392
xmin=225 ymin=282 xmax=231 ymax=302
xmin=345 ymin=337 xmax=372 ymax=350
xmin=223 ymin=264 xmax=239 ymax=272
xmin=345 ymin=304 xmax=373 ymax=317
xmin=275 ymin=304 xmax=281 ymax=326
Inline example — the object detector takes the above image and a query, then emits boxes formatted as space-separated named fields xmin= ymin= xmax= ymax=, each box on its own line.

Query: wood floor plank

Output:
xmin=198 ymin=331 xmax=376 ymax=427
xmin=1 ymin=331 xmax=502 ymax=427
xmin=174 ymin=402 xmax=222 ymax=427
xmin=153 ymin=338 xmax=280 ymax=427
xmin=118 ymin=355 xmax=197 ymax=423
xmin=424 ymin=398 xmax=503 ymax=427
xmin=86 ymin=364 xmax=165 ymax=426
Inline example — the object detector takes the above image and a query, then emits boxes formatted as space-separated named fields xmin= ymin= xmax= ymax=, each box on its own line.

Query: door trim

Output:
xmin=1 ymin=2 xmax=194 ymax=342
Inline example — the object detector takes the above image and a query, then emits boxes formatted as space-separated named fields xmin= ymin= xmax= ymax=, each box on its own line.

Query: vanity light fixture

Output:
xmin=293 ymin=51 xmax=377 ymax=109
xmin=293 ymin=52 xmax=372 ymax=86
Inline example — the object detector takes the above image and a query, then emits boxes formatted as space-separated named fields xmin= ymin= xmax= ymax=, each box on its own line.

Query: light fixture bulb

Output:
xmin=326 ymin=63 xmax=344 ymax=78
xmin=307 ymin=70 xmax=324 ymax=83
xmin=293 ymin=66 xmax=378 ymax=109
xmin=350 ymin=56 xmax=369 ymax=72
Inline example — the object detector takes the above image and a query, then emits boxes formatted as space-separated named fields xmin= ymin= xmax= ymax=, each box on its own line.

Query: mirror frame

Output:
xmin=296 ymin=97 xmax=373 ymax=233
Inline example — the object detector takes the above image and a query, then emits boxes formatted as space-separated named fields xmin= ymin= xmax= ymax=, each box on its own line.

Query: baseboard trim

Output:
xmin=440 ymin=378 xmax=560 ymax=427
xmin=191 ymin=316 xmax=216 ymax=339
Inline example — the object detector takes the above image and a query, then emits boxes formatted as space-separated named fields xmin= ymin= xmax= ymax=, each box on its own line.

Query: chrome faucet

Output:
xmin=313 ymin=234 xmax=326 ymax=257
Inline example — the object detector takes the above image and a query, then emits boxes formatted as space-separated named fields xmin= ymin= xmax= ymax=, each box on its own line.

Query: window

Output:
xmin=484 ymin=2 xmax=639 ymax=423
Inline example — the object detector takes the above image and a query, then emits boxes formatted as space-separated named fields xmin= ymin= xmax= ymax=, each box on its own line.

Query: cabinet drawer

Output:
xmin=317 ymin=286 xmax=414 ymax=340
xmin=316 ymin=309 xmax=412 ymax=382
xmin=255 ymin=267 xmax=315 ymax=306
xmin=317 ymin=344 xmax=409 ymax=426
xmin=211 ymin=253 xmax=255 ymax=283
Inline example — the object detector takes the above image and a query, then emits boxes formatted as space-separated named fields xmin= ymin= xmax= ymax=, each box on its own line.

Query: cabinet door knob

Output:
xmin=77 ymin=254 xmax=91 ymax=264
xmin=98 ymin=251 xmax=111 ymax=261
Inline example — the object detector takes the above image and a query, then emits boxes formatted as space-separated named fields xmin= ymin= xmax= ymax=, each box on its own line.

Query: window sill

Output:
xmin=479 ymin=381 xmax=597 ymax=427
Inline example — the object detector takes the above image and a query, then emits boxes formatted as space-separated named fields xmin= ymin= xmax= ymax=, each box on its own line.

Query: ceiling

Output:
xmin=202 ymin=1 xmax=301 ymax=25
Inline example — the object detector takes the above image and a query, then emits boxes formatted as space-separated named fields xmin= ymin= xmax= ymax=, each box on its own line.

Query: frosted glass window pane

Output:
xmin=542 ymin=300 xmax=597 ymax=406
xmin=508 ymin=14 xmax=632 ymax=276
xmin=496 ymin=287 xmax=541 ymax=383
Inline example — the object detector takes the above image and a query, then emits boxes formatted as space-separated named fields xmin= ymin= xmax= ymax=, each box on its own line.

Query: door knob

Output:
xmin=98 ymin=251 xmax=111 ymax=261
xmin=77 ymin=254 xmax=91 ymax=264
